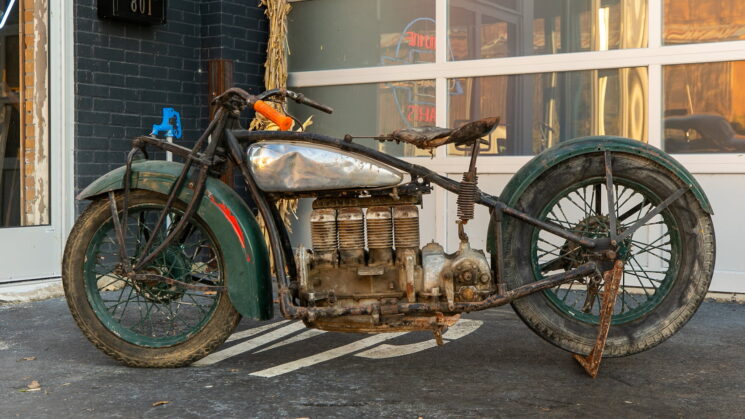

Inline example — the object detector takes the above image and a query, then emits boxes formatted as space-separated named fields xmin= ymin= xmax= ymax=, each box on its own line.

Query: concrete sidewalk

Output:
xmin=1 ymin=297 xmax=744 ymax=418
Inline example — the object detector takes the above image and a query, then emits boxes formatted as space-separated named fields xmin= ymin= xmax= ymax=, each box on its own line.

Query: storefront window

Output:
xmin=291 ymin=80 xmax=436 ymax=157
xmin=663 ymin=61 xmax=745 ymax=154
xmin=448 ymin=0 xmax=647 ymax=61
xmin=0 ymin=0 xmax=48 ymax=227
xmin=448 ymin=67 xmax=648 ymax=155
xmin=288 ymin=0 xmax=435 ymax=72
xmin=664 ymin=0 xmax=745 ymax=45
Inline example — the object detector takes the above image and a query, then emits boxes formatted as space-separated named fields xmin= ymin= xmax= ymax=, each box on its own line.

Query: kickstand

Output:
xmin=573 ymin=259 xmax=625 ymax=378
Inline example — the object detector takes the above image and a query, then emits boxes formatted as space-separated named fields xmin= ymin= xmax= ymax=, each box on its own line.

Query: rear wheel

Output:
xmin=62 ymin=190 xmax=240 ymax=367
xmin=502 ymin=152 xmax=715 ymax=356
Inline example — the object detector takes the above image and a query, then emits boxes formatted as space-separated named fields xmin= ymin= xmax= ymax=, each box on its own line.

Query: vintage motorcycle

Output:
xmin=62 ymin=87 xmax=715 ymax=377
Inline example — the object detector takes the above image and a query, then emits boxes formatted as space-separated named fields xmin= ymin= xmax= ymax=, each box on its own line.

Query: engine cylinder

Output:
xmin=393 ymin=205 xmax=420 ymax=250
xmin=366 ymin=206 xmax=393 ymax=265
xmin=310 ymin=208 xmax=338 ymax=266
xmin=338 ymin=207 xmax=365 ymax=265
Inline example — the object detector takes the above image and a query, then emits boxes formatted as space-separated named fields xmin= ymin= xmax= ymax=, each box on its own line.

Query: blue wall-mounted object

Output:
xmin=151 ymin=108 xmax=182 ymax=139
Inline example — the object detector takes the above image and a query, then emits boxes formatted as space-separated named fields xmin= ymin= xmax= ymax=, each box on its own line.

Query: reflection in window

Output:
xmin=663 ymin=61 xmax=745 ymax=153
xmin=448 ymin=67 xmax=647 ymax=156
xmin=291 ymin=81 xmax=436 ymax=157
xmin=664 ymin=0 xmax=745 ymax=45
xmin=288 ymin=0 xmax=435 ymax=72
xmin=448 ymin=0 xmax=647 ymax=61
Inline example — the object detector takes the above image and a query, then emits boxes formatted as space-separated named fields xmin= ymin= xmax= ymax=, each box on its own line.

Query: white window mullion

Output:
xmin=648 ymin=64 xmax=662 ymax=149
xmin=435 ymin=0 xmax=447 ymax=64
xmin=648 ymin=0 xmax=662 ymax=49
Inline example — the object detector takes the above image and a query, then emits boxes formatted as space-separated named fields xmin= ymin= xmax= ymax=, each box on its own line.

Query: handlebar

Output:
xmin=251 ymin=88 xmax=333 ymax=130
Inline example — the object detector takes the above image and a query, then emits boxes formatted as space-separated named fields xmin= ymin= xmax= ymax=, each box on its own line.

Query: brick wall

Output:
xmin=74 ymin=0 xmax=267 ymax=200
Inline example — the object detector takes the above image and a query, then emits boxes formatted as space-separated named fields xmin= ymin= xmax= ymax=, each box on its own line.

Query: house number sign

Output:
xmin=98 ymin=0 xmax=167 ymax=25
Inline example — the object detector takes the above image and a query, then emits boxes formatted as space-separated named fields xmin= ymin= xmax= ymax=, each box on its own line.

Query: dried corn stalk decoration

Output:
xmin=251 ymin=0 xmax=296 ymax=270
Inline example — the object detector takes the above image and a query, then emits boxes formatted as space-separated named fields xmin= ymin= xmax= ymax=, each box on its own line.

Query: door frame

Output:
xmin=0 ymin=0 xmax=74 ymax=283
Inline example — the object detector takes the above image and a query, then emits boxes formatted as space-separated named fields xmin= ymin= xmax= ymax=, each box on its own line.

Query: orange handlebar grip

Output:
xmin=254 ymin=100 xmax=293 ymax=131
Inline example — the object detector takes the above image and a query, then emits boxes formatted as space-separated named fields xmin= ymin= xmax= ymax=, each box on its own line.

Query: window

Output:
xmin=449 ymin=0 xmax=647 ymax=60
xmin=292 ymin=80 xmax=436 ymax=157
xmin=288 ymin=0 xmax=436 ymax=72
xmin=663 ymin=61 xmax=745 ymax=153
xmin=664 ymin=0 xmax=745 ymax=45
xmin=448 ymin=67 xmax=648 ymax=156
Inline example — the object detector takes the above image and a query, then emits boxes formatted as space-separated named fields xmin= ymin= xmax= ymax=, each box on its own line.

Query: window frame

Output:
xmin=287 ymin=0 xmax=745 ymax=174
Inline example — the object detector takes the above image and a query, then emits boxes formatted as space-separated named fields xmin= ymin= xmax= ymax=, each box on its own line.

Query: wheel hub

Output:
xmin=132 ymin=247 xmax=190 ymax=303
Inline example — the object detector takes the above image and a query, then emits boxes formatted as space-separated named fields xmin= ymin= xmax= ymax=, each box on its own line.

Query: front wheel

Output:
xmin=502 ymin=152 xmax=715 ymax=357
xmin=62 ymin=190 xmax=241 ymax=367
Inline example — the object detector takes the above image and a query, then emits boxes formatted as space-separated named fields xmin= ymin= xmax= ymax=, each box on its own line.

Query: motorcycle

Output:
xmin=62 ymin=87 xmax=715 ymax=377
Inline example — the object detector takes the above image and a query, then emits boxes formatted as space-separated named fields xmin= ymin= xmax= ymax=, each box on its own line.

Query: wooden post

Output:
xmin=208 ymin=59 xmax=235 ymax=186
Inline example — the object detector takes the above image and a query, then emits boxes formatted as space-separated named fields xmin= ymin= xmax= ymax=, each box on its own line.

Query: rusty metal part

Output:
xmin=281 ymin=262 xmax=597 ymax=321
xmin=107 ymin=192 xmax=131 ymax=273
xmin=573 ymin=260 xmax=625 ymax=378
xmin=404 ymin=252 xmax=417 ymax=303
xmin=490 ymin=208 xmax=507 ymax=295
xmin=582 ymin=271 xmax=603 ymax=313
xmin=366 ymin=207 xmax=393 ymax=248
xmin=422 ymin=242 xmax=447 ymax=295
xmin=313 ymin=194 xmax=421 ymax=209
xmin=456 ymin=173 xmax=478 ymax=221
xmin=310 ymin=208 xmax=338 ymax=266
xmin=295 ymin=245 xmax=311 ymax=295
xmin=307 ymin=313 xmax=460 ymax=334
xmin=338 ymin=208 xmax=365 ymax=248
xmin=310 ymin=209 xmax=337 ymax=251
xmin=338 ymin=208 xmax=365 ymax=265
xmin=393 ymin=205 xmax=420 ymax=250
xmin=130 ymin=273 xmax=226 ymax=292
xmin=366 ymin=206 xmax=393 ymax=265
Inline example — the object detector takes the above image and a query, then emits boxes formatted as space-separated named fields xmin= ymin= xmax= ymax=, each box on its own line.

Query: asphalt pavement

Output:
xmin=1 ymin=297 xmax=744 ymax=418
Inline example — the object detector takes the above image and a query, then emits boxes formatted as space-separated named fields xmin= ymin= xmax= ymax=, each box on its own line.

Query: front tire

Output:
xmin=502 ymin=152 xmax=715 ymax=357
xmin=62 ymin=190 xmax=241 ymax=367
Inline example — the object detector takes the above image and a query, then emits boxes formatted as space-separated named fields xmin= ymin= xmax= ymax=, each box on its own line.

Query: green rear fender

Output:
xmin=77 ymin=160 xmax=273 ymax=320
xmin=486 ymin=136 xmax=713 ymax=254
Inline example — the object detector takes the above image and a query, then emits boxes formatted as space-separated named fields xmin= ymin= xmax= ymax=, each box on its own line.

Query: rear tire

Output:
xmin=62 ymin=190 xmax=241 ymax=367
xmin=502 ymin=152 xmax=715 ymax=357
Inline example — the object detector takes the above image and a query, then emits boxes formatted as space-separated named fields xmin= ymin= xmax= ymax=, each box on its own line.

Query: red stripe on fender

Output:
xmin=209 ymin=194 xmax=246 ymax=249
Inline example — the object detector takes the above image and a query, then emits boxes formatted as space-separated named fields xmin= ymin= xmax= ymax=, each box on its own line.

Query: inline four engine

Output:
xmin=295 ymin=197 xmax=496 ymax=332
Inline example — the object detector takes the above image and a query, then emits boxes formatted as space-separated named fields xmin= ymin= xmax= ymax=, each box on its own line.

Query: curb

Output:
xmin=0 ymin=279 xmax=64 ymax=304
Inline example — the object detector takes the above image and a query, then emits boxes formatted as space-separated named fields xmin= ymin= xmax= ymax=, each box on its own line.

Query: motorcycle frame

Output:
xmin=116 ymin=106 xmax=633 ymax=322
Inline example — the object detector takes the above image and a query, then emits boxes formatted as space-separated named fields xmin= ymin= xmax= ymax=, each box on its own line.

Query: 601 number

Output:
xmin=130 ymin=0 xmax=153 ymax=16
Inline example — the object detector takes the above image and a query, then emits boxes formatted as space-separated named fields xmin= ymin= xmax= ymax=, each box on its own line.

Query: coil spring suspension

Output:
xmin=457 ymin=172 xmax=478 ymax=221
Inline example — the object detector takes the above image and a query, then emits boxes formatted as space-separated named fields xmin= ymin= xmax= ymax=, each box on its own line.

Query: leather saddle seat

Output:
xmin=385 ymin=117 xmax=499 ymax=150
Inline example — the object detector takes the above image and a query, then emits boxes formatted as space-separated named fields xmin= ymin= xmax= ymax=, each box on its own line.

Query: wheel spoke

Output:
xmin=604 ymin=151 xmax=618 ymax=239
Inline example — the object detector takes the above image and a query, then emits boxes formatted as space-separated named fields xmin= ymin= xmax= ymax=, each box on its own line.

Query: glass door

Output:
xmin=0 ymin=0 xmax=60 ymax=283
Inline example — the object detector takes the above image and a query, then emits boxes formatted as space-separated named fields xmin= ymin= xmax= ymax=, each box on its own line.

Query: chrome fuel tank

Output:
xmin=247 ymin=142 xmax=404 ymax=192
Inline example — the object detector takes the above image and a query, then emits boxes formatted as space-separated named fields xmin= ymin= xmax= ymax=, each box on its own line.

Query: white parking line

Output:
xmin=249 ymin=332 xmax=408 ymax=378
xmin=254 ymin=329 xmax=327 ymax=354
xmin=193 ymin=321 xmax=305 ymax=366
xmin=225 ymin=320 xmax=291 ymax=343
xmin=355 ymin=320 xmax=483 ymax=359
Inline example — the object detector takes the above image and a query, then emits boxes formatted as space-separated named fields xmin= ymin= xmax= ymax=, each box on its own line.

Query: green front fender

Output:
xmin=487 ymin=136 xmax=713 ymax=253
xmin=77 ymin=160 xmax=273 ymax=320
